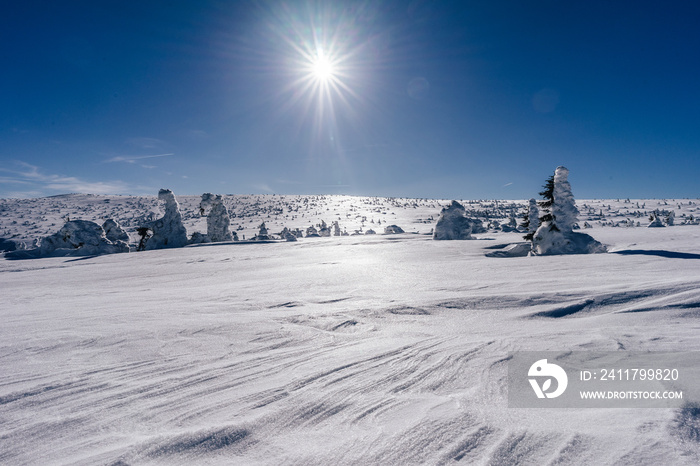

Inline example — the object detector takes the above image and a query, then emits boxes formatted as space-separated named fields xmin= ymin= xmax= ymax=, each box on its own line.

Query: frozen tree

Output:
xmin=433 ymin=201 xmax=473 ymax=240
xmin=318 ymin=220 xmax=331 ymax=237
xmin=142 ymin=189 xmax=188 ymax=250
xmin=521 ymin=199 xmax=539 ymax=241
xmin=254 ymin=222 xmax=272 ymax=240
xmin=550 ymin=166 xmax=579 ymax=233
xmin=531 ymin=167 xmax=606 ymax=255
xmin=199 ymin=193 xmax=235 ymax=242
xmin=666 ymin=210 xmax=675 ymax=226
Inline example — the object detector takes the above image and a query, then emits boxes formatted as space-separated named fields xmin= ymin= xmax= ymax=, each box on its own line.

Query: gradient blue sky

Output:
xmin=2 ymin=0 xmax=699 ymax=199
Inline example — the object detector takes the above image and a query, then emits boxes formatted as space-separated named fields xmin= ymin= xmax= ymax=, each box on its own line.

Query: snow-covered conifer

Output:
xmin=522 ymin=198 xmax=539 ymax=241
xmin=549 ymin=166 xmax=579 ymax=233
xmin=531 ymin=167 xmax=606 ymax=255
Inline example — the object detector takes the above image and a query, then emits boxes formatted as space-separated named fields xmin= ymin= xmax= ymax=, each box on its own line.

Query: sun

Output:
xmin=310 ymin=50 xmax=335 ymax=82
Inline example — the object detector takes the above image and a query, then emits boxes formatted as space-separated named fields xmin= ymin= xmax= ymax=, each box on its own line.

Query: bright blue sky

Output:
xmin=2 ymin=1 xmax=699 ymax=199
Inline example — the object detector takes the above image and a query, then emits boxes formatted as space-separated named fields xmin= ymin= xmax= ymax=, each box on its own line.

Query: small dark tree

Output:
xmin=537 ymin=174 xmax=558 ymax=231
xmin=136 ymin=227 xmax=151 ymax=251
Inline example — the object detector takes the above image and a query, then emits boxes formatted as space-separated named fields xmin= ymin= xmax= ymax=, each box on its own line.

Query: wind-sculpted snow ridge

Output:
xmin=2 ymin=227 xmax=700 ymax=464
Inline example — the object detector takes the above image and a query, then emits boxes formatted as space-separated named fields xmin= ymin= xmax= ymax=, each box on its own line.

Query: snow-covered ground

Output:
xmin=2 ymin=194 xmax=700 ymax=464
xmin=3 ymin=193 xmax=696 ymax=247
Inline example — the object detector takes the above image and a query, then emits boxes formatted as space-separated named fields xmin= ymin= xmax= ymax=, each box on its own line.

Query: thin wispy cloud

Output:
xmin=105 ymin=153 xmax=174 ymax=164
xmin=0 ymin=161 xmax=138 ymax=197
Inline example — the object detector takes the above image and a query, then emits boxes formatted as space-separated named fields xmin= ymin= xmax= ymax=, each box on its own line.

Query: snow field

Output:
xmin=2 ymin=226 xmax=700 ymax=464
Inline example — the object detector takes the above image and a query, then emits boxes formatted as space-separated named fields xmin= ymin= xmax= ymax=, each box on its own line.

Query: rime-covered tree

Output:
xmin=433 ymin=200 xmax=473 ymax=240
xmin=199 ymin=193 xmax=235 ymax=242
xmin=141 ymin=189 xmax=188 ymax=250
xmin=521 ymin=199 xmax=539 ymax=241
xmin=531 ymin=166 xmax=605 ymax=255
xmin=551 ymin=166 xmax=580 ymax=233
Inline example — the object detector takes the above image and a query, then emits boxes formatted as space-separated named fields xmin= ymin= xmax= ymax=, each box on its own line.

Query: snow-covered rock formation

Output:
xmin=433 ymin=201 xmax=473 ymax=240
xmin=199 ymin=193 xmax=235 ymax=242
xmin=531 ymin=167 xmax=606 ymax=255
xmin=142 ymin=189 xmax=188 ymax=250
xmin=7 ymin=220 xmax=129 ymax=258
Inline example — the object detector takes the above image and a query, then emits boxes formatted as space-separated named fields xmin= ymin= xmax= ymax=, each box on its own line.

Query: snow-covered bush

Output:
xmin=666 ymin=210 xmax=675 ymax=226
xmin=318 ymin=220 xmax=331 ymax=237
xmin=189 ymin=231 xmax=210 ymax=244
xmin=280 ymin=227 xmax=298 ymax=242
xmin=102 ymin=219 xmax=129 ymax=244
xmin=531 ymin=167 xmax=606 ymax=255
xmin=648 ymin=212 xmax=665 ymax=228
xmin=384 ymin=225 xmax=404 ymax=234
